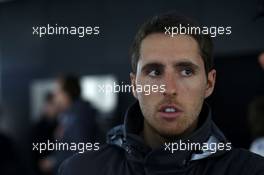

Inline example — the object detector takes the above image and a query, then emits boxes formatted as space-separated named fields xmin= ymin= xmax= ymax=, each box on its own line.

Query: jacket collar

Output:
xmin=107 ymin=101 xmax=229 ymax=167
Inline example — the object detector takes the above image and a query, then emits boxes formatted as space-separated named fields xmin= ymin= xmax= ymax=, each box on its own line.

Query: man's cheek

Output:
xmin=182 ymin=80 xmax=205 ymax=97
xmin=179 ymin=87 xmax=202 ymax=109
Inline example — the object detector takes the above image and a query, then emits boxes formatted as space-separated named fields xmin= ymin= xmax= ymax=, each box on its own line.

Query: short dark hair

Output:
xmin=59 ymin=75 xmax=81 ymax=101
xmin=130 ymin=12 xmax=214 ymax=74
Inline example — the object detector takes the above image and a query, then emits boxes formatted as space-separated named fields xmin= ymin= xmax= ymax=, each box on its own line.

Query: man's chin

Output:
xmin=156 ymin=127 xmax=187 ymax=140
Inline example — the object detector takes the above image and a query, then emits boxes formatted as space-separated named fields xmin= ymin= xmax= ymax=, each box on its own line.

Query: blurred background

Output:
xmin=0 ymin=0 xmax=263 ymax=174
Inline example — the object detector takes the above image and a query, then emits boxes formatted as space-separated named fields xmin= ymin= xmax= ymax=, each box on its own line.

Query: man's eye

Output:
xmin=148 ymin=70 xmax=161 ymax=77
xmin=180 ymin=68 xmax=193 ymax=77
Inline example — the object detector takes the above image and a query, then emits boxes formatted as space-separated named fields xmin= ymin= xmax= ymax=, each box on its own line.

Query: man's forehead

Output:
xmin=139 ymin=33 xmax=202 ymax=65
xmin=140 ymin=33 xmax=199 ymax=51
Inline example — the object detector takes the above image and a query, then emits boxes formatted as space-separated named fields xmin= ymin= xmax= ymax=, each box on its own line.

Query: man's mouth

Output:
xmin=158 ymin=104 xmax=183 ymax=120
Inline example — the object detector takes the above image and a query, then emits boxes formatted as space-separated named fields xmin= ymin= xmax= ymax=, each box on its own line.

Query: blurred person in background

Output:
xmin=0 ymin=106 xmax=23 ymax=175
xmin=32 ymin=92 xmax=58 ymax=175
xmin=39 ymin=74 xmax=97 ymax=174
xmin=258 ymin=52 xmax=264 ymax=70
xmin=248 ymin=96 xmax=264 ymax=157
xmin=247 ymin=52 xmax=264 ymax=157
xmin=257 ymin=52 xmax=264 ymax=95
xmin=0 ymin=132 xmax=20 ymax=175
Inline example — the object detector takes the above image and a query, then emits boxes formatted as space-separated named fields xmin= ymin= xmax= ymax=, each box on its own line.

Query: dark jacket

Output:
xmin=58 ymin=99 xmax=97 ymax=143
xmin=58 ymin=102 xmax=264 ymax=175
xmin=54 ymin=99 xmax=97 ymax=171
xmin=0 ymin=133 xmax=23 ymax=175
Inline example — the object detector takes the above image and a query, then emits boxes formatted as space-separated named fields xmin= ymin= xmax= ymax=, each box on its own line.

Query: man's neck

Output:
xmin=142 ymin=122 xmax=168 ymax=149
xmin=142 ymin=119 xmax=198 ymax=149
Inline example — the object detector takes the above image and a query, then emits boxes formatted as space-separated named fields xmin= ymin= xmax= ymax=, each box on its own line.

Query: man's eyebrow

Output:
xmin=141 ymin=63 xmax=165 ymax=72
xmin=174 ymin=61 xmax=200 ymax=70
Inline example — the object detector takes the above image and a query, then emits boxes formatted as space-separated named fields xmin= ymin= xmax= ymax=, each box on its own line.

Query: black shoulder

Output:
xmin=228 ymin=148 xmax=264 ymax=174
xmin=58 ymin=144 xmax=125 ymax=175
xmin=232 ymin=148 xmax=264 ymax=161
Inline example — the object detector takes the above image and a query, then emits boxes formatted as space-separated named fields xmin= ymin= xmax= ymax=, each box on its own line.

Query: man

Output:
xmin=40 ymin=75 xmax=97 ymax=174
xmin=54 ymin=75 xmax=97 ymax=144
xmin=259 ymin=52 xmax=264 ymax=70
xmin=58 ymin=13 xmax=264 ymax=175
xmin=248 ymin=96 xmax=264 ymax=157
xmin=32 ymin=92 xmax=58 ymax=175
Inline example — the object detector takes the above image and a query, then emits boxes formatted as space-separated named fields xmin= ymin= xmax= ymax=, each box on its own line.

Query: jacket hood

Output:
xmin=107 ymin=101 xmax=231 ymax=167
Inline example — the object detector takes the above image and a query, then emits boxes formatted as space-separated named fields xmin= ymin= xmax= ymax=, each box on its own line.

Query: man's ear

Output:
xmin=130 ymin=72 xmax=138 ymax=99
xmin=205 ymin=69 xmax=216 ymax=98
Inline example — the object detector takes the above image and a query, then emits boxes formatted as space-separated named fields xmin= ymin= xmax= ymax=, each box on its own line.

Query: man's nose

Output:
xmin=162 ymin=73 xmax=177 ymax=97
